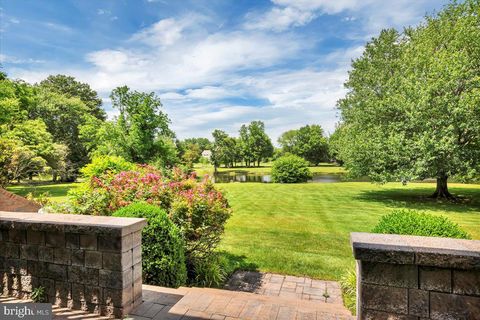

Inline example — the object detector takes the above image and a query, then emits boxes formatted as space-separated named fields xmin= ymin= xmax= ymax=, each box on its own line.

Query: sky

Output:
xmin=1 ymin=0 xmax=449 ymax=141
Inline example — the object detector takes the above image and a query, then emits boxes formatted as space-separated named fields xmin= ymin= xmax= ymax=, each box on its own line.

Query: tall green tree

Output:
xmin=239 ymin=124 xmax=254 ymax=166
xmin=183 ymin=138 xmax=212 ymax=152
xmin=0 ymin=77 xmax=69 ymax=182
xmin=39 ymin=74 xmax=105 ymax=120
xmin=81 ymin=86 xmax=176 ymax=166
xmin=336 ymin=0 xmax=480 ymax=198
xmin=32 ymin=89 xmax=93 ymax=179
xmin=248 ymin=121 xmax=273 ymax=167
xmin=278 ymin=125 xmax=328 ymax=165
xmin=237 ymin=121 xmax=273 ymax=167
xmin=211 ymin=129 xmax=229 ymax=172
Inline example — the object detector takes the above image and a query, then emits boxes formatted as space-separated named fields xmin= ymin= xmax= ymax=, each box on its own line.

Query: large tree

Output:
xmin=32 ymin=89 xmax=93 ymax=179
xmin=211 ymin=130 xmax=229 ymax=172
xmin=278 ymin=125 xmax=328 ymax=165
xmin=81 ymin=86 xmax=176 ymax=166
xmin=336 ymin=0 xmax=480 ymax=198
xmin=0 ymin=78 xmax=68 ymax=182
xmin=238 ymin=121 xmax=273 ymax=167
xmin=0 ymin=138 xmax=46 ymax=185
xmin=39 ymin=74 xmax=105 ymax=120
xmin=183 ymin=138 xmax=212 ymax=152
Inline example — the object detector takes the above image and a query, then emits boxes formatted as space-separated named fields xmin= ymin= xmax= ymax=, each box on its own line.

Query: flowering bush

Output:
xmin=66 ymin=164 xmax=231 ymax=283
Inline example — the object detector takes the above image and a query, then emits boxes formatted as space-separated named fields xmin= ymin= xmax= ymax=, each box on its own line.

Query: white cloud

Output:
xmin=0 ymin=54 xmax=45 ymax=64
xmin=161 ymin=66 xmax=348 ymax=140
xmin=9 ymin=18 xmax=20 ymax=24
xmin=273 ymin=0 xmax=361 ymax=14
xmin=43 ymin=22 xmax=72 ymax=33
xmin=131 ymin=18 xmax=184 ymax=47
xmin=244 ymin=6 xmax=315 ymax=31
xmin=246 ymin=0 xmax=440 ymax=35
xmin=79 ymin=26 xmax=302 ymax=93
xmin=185 ymin=86 xmax=237 ymax=100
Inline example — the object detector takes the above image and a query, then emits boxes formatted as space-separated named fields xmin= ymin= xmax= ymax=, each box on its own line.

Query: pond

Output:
xmin=212 ymin=172 xmax=354 ymax=183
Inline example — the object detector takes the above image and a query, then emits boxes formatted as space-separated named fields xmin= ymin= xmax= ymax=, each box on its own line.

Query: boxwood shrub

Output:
xmin=113 ymin=202 xmax=187 ymax=287
xmin=271 ymin=154 xmax=312 ymax=183
xmin=372 ymin=209 xmax=471 ymax=239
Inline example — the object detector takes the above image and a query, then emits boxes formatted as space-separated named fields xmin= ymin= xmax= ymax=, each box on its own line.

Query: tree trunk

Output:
xmin=431 ymin=175 xmax=454 ymax=199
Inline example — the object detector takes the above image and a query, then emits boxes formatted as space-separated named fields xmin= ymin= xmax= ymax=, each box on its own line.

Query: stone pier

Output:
xmin=351 ymin=232 xmax=480 ymax=319
xmin=0 ymin=211 xmax=146 ymax=318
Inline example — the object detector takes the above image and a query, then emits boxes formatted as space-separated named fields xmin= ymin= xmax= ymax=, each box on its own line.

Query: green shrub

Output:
xmin=67 ymin=162 xmax=231 ymax=285
xmin=190 ymin=254 xmax=227 ymax=288
xmin=372 ymin=209 xmax=471 ymax=239
xmin=339 ymin=268 xmax=356 ymax=315
xmin=271 ymin=155 xmax=312 ymax=183
xmin=80 ymin=155 xmax=135 ymax=179
xmin=113 ymin=202 xmax=187 ymax=287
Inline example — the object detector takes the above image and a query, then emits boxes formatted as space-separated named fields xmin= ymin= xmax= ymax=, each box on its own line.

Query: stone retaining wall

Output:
xmin=0 ymin=211 xmax=146 ymax=318
xmin=351 ymin=232 xmax=480 ymax=320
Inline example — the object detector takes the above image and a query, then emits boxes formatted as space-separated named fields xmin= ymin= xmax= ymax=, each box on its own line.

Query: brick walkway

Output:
xmin=225 ymin=272 xmax=343 ymax=305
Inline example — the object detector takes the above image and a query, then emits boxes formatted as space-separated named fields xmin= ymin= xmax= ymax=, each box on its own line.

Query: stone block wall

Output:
xmin=351 ymin=232 xmax=480 ymax=320
xmin=0 ymin=211 xmax=146 ymax=318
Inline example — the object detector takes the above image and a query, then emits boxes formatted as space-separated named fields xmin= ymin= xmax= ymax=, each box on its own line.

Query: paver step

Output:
xmin=133 ymin=284 xmax=354 ymax=320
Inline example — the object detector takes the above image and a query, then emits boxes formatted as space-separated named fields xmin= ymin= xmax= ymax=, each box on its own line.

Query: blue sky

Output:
xmin=1 ymin=0 xmax=448 ymax=141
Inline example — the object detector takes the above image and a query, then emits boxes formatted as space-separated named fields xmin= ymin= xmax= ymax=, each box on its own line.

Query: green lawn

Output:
xmin=6 ymin=178 xmax=480 ymax=281
xmin=216 ymin=182 xmax=480 ymax=280
xmin=6 ymin=182 xmax=80 ymax=203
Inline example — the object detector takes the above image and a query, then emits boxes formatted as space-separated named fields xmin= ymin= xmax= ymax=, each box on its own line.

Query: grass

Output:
xmin=193 ymin=162 xmax=345 ymax=176
xmin=6 ymin=176 xmax=480 ymax=281
xmin=216 ymin=182 xmax=480 ymax=280
xmin=6 ymin=182 xmax=80 ymax=203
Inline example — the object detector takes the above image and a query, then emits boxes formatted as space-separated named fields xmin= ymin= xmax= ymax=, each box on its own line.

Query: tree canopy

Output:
xmin=278 ymin=124 xmax=328 ymax=165
xmin=336 ymin=0 xmax=480 ymax=198
xmin=211 ymin=121 xmax=273 ymax=169
xmin=81 ymin=86 xmax=177 ymax=166
xmin=39 ymin=74 xmax=105 ymax=120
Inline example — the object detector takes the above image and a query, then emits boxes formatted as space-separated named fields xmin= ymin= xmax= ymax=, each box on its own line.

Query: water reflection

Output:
xmin=212 ymin=172 xmax=348 ymax=183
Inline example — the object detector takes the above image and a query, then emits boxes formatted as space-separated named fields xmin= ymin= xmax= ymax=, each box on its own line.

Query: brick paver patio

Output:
xmin=129 ymin=272 xmax=354 ymax=320
xmin=225 ymin=272 xmax=343 ymax=305
xmin=1 ymin=274 xmax=354 ymax=319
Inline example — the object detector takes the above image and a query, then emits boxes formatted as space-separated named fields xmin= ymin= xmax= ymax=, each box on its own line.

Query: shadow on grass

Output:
xmin=356 ymin=186 xmax=480 ymax=213
xmin=218 ymin=251 xmax=258 ymax=275
xmin=218 ymin=251 xmax=263 ymax=293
